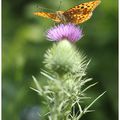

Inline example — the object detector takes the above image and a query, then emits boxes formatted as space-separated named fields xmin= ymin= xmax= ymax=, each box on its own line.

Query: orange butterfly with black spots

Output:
xmin=33 ymin=0 xmax=101 ymax=25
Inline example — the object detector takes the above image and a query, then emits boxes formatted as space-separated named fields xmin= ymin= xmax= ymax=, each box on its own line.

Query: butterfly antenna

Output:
xmin=36 ymin=5 xmax=55 ymax=12
xmin=57 ymin=1 xmax=62 ymax=11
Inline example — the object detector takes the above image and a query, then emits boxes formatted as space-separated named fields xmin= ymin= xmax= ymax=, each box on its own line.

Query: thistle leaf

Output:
xmin=81 ymin=82 xmax=98 ymax=94
xmin=84 ymin=91 xmax=106 ymax=113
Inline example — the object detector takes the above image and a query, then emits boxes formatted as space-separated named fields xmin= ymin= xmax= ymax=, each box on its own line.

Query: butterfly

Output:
xmin=33 ymin=0 xmax=101 ymax=25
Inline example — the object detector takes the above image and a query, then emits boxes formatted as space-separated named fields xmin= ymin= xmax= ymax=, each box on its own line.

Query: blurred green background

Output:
xmin=2 ymin=0 xmax=118 ymax=120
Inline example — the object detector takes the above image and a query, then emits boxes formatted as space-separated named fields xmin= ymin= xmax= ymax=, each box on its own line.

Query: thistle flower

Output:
xmin=31 ymin=22 xmax=105 ymax=120
xmin=46 ymin=23 xmax=83 ymax=42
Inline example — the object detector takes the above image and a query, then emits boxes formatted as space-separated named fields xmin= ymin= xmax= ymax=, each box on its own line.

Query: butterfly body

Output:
xmin=33 ymin=0 xmax=101 ymax=24
xmin=56 ymin=11 xmax=66 ymax=23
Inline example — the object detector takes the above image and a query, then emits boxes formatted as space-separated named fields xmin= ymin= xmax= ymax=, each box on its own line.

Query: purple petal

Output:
xmin=46 ymin=23 xmax=83 ymax=42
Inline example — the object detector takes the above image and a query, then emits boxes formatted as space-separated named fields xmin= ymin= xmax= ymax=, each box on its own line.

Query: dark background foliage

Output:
xmin=2 ymin=0 xmax=118 ymax=120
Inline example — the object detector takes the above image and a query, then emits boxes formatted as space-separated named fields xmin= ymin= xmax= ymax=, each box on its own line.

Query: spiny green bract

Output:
xmin=44 ymin=40 xmax=87 ymax=75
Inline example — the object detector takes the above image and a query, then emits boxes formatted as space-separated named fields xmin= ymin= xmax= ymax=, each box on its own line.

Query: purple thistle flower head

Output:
xmin=46 ymin=23 xmax=83 ymax=42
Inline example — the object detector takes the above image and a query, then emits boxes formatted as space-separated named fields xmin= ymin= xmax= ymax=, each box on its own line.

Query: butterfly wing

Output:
xmin=65 ymin=13 xmax=93 ymax=24
xmin=33 ymin=12 xmax=61 ymax=22
xmin=63 ymin=0 xmax=101 ymax=24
